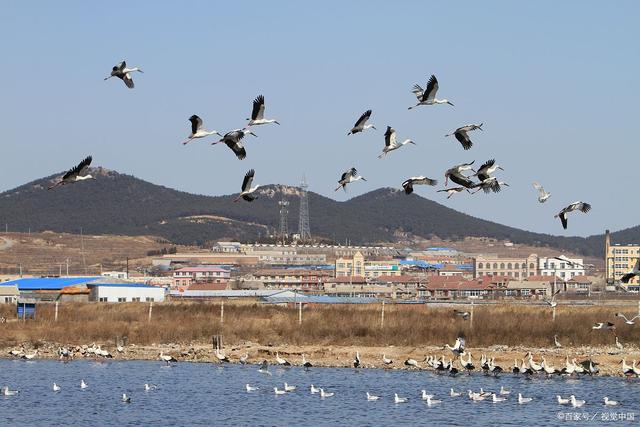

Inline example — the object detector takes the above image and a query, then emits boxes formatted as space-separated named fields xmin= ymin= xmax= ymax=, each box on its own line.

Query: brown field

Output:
xmin=0 ymin=232 xmax=196 ymax=276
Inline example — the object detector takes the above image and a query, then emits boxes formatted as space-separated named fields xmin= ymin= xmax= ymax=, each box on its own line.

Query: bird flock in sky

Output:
xmin=45 ymin=63 xmax=593 ymax=231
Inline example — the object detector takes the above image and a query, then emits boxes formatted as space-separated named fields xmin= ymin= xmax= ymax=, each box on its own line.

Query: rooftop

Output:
xmin=0 ymin=277 xmax=100 ymax=291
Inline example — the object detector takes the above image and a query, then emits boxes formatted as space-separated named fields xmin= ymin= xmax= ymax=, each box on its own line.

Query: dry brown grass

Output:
xmin=0 ymin=302 xmax=638 ymax=349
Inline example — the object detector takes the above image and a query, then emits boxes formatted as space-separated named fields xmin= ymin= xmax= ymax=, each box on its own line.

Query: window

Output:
xmin=500 ymin=263 xmax=505 ymax=269
xmin=117 ymin=297 xmax=126 ymax=302
xmin=493 ymin=263 xmax=498 ymax=269
xmin=507 ymin=263 xmax=512 ymax=269
xmin=146 ymin=297 xmax=155 ymax=302
xmin=529 ymin=263 xmax=535 ymax=269
xmin=478 ymin=263 xmax=483 ymax=269
xmin=99 ymin=297 xmax=107 ymax=302
xmin=132 ymin=297 xmax=141 ymax=302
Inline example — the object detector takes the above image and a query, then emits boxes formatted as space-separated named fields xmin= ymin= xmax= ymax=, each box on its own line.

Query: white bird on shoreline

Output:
xmin=240 ymin=354 xmax=249 ymax=364
xmin=554 ymin=335 xmax=562 ymax=348
xmin=275 ymin=352 xmax=291 ymax=366
xmin=158 ymin=352 xmax=177 ymax=365
xmin=382 ymin=354 xmax=393 ymax=365
xmin=378 ymin=127 xmax=416 ymax=158
xmin=182 ymin=115 xmax=222 ymax=145
xmin=348 ymin=110 xmax=375 ymax=135
xmin=302 ymin=354 xmax=313 ymax=369
xmin=445 ymin=124 xmax=482 ymax=150
xmin=104 ymin=60 xmax=143 ymax=89
xmin=246 ymin=95 xmax=280 ymax=126
xmin=22 ymin=349 xmax=38 ymax=360
xmin=409 ymin=75 xmax=454 ymax=109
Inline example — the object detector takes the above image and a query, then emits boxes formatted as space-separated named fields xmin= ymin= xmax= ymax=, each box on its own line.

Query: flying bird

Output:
xmin=453 ymin=309 xmax=470 ymax=320
xmin=246 ymin=95 xmax=280 ymax=126
xmin=445 ymin=124 xmax=483 ymax=150
xmin=183 ymin=115 xmax=222 ymax=145
xmin=335 ymin=168 xmax=366 ymax=192
xmin=378 ymin=127 xmax=415 ymax=158
xmin=444 ymin=161 xmax=475 ymax=187
xmin=213 ymin=128 xmax=257 ymax=160
xmin=620 ymin=259 xmax=640 ymax=284
xmin=48 ymin=156 xmax=95 ymax=190
xmin=615 ymin=312 xmax=640 ymax=325
xmin=437 ymin=187 xmax=470 ymax=199
xmin=408 ymin=75 xmax=454 ymax=109
xmin=234 ymin=169 xmax=259 ymax=202
xmin=348 ymin=110 xmax=376 ymax=135
xmin=472 ymin=177 xmax=507 ymax=194
xmin=532 ymin=182 xmax=551 ymax=203
xmin=473 ymin=159 xmax=503 ymax=181
xmin=592 ymin=322 xmax=615 ymax=331
xmin=104 ymin=60 xmax=143 ymax=89
xmin=401 ymin=176 xmax=438 ymax=194
xmin=554 ymin=202 xmax=591 ymax=229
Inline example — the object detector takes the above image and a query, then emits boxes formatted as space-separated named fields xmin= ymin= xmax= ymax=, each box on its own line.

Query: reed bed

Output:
xmin=0 ymin=302 xmax=638 ymax=349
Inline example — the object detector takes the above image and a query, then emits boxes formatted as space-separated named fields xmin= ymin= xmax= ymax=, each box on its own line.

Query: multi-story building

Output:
xmin=250 ymin=269 xmax=332 ymax=291
xmin=538 ymin=255 xmax=585 ymax=280
xmin=473 ymin=254 xmax=539 ymax=279
xmin=604 ymin=229 xmax=640 ymax=287
xmin=335 ymin=252 xmax=400 ymax=278
xmin=173 ymin=266 xmax=231 ymax=287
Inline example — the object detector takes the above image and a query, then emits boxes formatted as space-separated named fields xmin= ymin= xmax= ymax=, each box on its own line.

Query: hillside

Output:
xmin=0 ymin=168 xmax=623 ymax=256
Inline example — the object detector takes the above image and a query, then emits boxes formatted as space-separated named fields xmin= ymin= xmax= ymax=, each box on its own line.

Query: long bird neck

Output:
xmin=76 ymin=175 xmax=93 ymax=181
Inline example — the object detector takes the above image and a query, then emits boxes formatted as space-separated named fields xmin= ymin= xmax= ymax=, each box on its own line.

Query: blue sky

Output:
xmin=1 ymin=1 xmax=638 ymax=237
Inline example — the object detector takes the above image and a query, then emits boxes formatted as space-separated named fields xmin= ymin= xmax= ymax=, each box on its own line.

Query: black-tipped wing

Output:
xmin=242 ymin=193 xmax=258 ymax=202
xmin=449 ymin=172 xmax=475 ymax=188
xmin=62 ymin=156 xmax=92 ymax=180
xmin=402 ymin=180 xmax=414 ymax=194
xmin=251 ymin=95 xmax=265 ymax=120
xmin=476 ymin=159 xmax=495 ymax=181
xmin=412 ymin=84 xmax=424 ymax=100
xmin=113 ymin=61 xmax=125 ymax=72
xmin=422 ymin=75 xmax=438 ymax=102
xmin=454 ymin=131 xmax=472 ymax=150
xmin=189 ymin=115 xmax=202 ymax=134
xmin=384 ymin=127 xmax=396 ymax=147
xmin=559 ymin=212 xmax=568 ymax=229
xmin=122 ymin=73 xmax=134 ymax=89
xmin=225 ymin=141 xmax=246 ymax=160
xmin=241 ymin=169 xmax=255 ymax=192
xmin=578 ymin=202 xmax=591 ymax=213
xmin=353 ymin=110 xmax=372 ymax=128
xmin=621 ymin=272 xmax=637 ymax=284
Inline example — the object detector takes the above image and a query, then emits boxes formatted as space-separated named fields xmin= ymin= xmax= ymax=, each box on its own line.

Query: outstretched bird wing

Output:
xmin=63 ymin=156 xmax=92 ymax=180
xmin=226 ymin=141 xmax=246 ymax=160
xmin=558 ymin=212 xmax=568 ymax=229
xmin=384 ymin=127 xmax=396 ymax=147
xmin=401 ymin=179 xmax=414 ymax=194
xmin=449 ymin=172 xmax=475 ymax=188
xmin=411 ymin=84 xmax=424 ymax=100
xmin=241 ymin=169 xmax=255 ymax=192
xmin=454 ymin=130 xmax=472 ymax=150
xmin=353 ymin=110 xmax=372 ymax=128
xmin=423 ymin=75 xmax=438 ymax=102
xmin=476 ymin=159 xmax=495 ymax=181
xmin=251 ymin=95 xmax=265 ymax=120
xmin=189 ymin=115 xmax=203 ymax=134
xmin=123 ymin=73 xmax=134 ymax=89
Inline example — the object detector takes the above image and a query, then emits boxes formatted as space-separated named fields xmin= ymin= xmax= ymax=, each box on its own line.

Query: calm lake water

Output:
xmin=0 ymin=359 xmax=638 ymax=426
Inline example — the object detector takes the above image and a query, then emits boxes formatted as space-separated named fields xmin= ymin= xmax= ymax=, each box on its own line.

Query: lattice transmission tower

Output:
xmin=278 ymin=198 xmax=289 ymax=243
xmin=298 ymin=175 xmax=311 ymax=241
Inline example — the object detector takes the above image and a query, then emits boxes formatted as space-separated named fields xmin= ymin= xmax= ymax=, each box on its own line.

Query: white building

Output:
xmin=101 ymin=271 xmax=128 ymax=280
xmin=88 ymin=283 xmax=165 ymax=303
xmin=538 ymin=255 xmax=585 ymax=280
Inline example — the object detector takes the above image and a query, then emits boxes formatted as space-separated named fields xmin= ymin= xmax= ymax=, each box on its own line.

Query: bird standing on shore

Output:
xmin=348 ymin=110 xmax=375 ymax=135
xmin=246 ymin=95 xmax=280 ymax=126
xmin=104 ymin=60 xmax=143 ymax=89
xmin=48 ymin=156 xmax=95 ymax=190
xmin=182 ymin=115 xmax=222 ymax=145
xmin=302 ymin=354 xmax=313 ymax=369
xmin=158 ymin=352 xmax=177 ymax=365
xmin=445 ymin=124 xmax=483 ymax=150
xmin=353 ymin=351 xmax=361 ymax=368
xmin=409 ymin=75 xmax=454 ymax=109
xmin=275 ymin=352 xmax=291 ymax=366
xmin=554 ymin=335 xmax=562 ymax=348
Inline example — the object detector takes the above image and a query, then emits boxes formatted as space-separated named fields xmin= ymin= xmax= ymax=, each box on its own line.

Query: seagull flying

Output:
xmin=445 ymin=124 xmax=482 ymax=150
xmin=615 ymin=312 xmax=640 ymax=325
xmin=402 ymin=176 xmax=437 ymax=194
xmin=408 ymin=75 xmax=454 ymax=109
xmin=532 ymin=182 xmax=551 ymax=203
xmin=348 ymin=110 xmax=376 ymax=135
xmin=247 ymin=95 xmax=280 ymax=126
xmin=104 ymin=60 xmax=143 ymax=89
xmin=48 ymin=156 xmax=95 ymax=190
xmin=554 ymin=202 xmax=591 ymax=230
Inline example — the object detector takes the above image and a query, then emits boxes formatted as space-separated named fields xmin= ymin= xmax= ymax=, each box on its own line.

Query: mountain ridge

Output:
xmin=0 ymin=169 xmax=633 ymax=256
